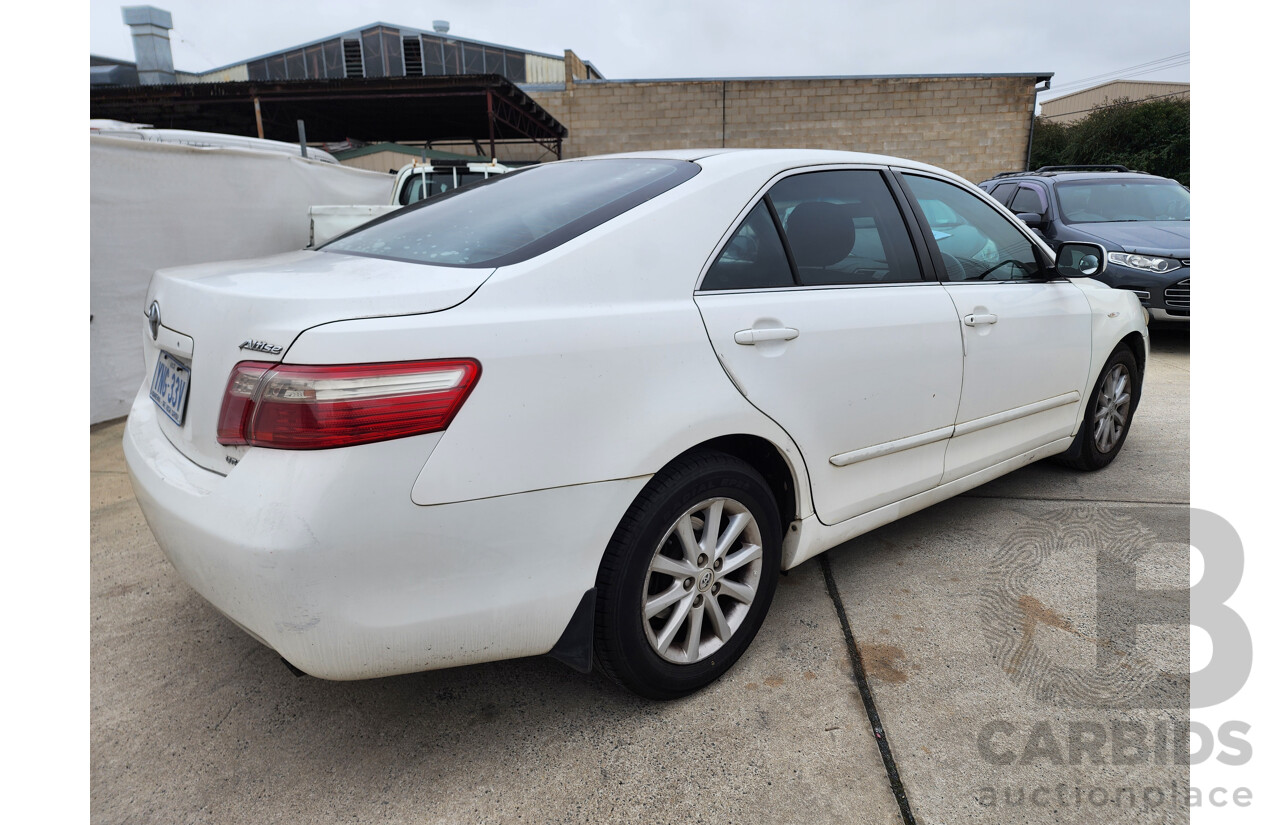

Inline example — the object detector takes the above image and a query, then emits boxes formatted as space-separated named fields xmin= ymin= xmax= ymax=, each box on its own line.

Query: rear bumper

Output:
xmin=123 ymin=393 xmax=648 ymax=679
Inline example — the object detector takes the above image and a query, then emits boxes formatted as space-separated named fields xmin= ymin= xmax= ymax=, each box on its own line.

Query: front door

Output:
xmin=898 ymin=172 xmax=1093 ymax=483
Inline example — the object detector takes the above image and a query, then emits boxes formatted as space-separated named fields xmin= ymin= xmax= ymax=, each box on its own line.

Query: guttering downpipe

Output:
xmin=1026 ymin=75 xmax=1052 ymax=171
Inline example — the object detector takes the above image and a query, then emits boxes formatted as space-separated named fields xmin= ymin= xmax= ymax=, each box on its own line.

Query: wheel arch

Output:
xmin=667 ymin=433 xmax=802 ymax=544
xmin=1119 ymin=330 xmax=1147 ymax=411
xmin=590 ymin=442 xmax=788 ymax=697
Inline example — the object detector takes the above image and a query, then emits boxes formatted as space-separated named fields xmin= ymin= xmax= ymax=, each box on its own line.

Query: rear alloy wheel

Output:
xmin=643 ymin=496 xmax=764 ymax=664
xmin=594 ymin=451 xmax=781 ymax=699
xmin=1057 ymin=345 xmax=1140 ymax=471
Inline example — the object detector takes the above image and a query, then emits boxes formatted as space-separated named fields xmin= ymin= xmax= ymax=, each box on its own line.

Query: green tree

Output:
xmin=1031 ymin=97 xmax=1189 ymax=186
xmin=1028 ymin=117 xmax=1070 ymax=172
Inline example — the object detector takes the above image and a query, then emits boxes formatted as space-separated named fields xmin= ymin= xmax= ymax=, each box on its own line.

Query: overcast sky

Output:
xmin=88 ymin=0 xmax=1190 ymax=103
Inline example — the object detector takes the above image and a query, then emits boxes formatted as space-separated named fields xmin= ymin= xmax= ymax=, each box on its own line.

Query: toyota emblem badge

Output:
xmin=147 ymin=302 xmax=161 ymax=340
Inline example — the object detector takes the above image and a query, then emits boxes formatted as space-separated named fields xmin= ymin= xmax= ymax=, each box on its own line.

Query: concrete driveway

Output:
xmin=91 ymin=329 xmax=1189 ymax=824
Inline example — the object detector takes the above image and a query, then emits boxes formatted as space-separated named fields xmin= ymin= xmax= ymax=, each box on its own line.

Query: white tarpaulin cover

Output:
xmin=91 ymin=136 xmax=393 ymax=424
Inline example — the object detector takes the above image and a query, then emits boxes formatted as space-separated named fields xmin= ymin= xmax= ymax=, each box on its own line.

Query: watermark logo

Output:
xmin=971 ymin=507 xmax=1255 ymax=811
xmin=977 ymin=506 xmax=1249 ymax=709
xmin=1188 ymin=509 xmax=1252 ymax=709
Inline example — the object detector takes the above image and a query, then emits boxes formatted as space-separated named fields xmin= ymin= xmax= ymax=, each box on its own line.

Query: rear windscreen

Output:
xmin=323 ymin=158 xmax=700 ymax=268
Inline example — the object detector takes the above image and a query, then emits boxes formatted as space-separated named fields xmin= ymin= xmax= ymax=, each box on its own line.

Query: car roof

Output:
xmin=982 ymin=169 xmax=1175 ymax=186
xmin=557 ymin=148 xmax=967 ymax=185
xmin=1038 ymin=172 xmax=1168 ymax=183
xmin=584 ymin=148 xmax=741 ymax=161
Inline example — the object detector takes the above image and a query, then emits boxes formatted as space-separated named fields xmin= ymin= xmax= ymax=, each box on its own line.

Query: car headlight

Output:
xmin=1106 ymin=252 xmax=1183 ymax=273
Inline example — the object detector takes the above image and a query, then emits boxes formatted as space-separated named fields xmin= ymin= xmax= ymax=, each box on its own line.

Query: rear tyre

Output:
xmin=594 ymin=451 xmax=781 ymax=700
xmin=1057 ymin=345 xmax=1140 ymax=471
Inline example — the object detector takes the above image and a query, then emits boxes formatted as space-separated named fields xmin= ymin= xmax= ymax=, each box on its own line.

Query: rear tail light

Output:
xmin=217 ymin=359 xmax=480 ymax=449
xmin=216 ymin=362 xmax=273 ymax=445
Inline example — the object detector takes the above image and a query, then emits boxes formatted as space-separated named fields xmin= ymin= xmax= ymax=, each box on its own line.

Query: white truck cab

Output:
xmin=308 ymin=158 xmax=514 ymax=247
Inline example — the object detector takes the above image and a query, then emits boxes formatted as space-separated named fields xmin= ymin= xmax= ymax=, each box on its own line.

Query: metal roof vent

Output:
xmin=121 ymin=5 xmax=176 ymax=85
xmin=432 ymin=20 xmax=450 ymax=34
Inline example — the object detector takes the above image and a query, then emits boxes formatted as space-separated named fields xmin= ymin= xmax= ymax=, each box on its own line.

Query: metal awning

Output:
xmin=89 ymin=74 xmax=567 ymax=159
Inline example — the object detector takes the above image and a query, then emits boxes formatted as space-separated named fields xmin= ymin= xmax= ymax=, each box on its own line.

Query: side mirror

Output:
xmin=1016 ymin=212 xmax=1045 ymax=228
xmin=1056 ymin=242 xmax=1108 ymax=279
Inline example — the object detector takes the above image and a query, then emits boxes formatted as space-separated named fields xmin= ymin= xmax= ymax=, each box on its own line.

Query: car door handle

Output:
xmin=963 ymin=313 xmax=999 ymax=326
xmin=734 ymin=327 xmax=799 ymax=345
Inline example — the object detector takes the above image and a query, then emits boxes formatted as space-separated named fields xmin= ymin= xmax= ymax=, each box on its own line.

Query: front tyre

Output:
xmin=594 ymin=451 xmax=782 ymax=699
xmin=1057 ymin=345 xmax=1140 ymax=471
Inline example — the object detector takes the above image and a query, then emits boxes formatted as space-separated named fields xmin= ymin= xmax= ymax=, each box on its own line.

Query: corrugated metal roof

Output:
xmin=1040 ymin=79 xmax=1189 ymax=107
xmin=198 ymin=21 xmax=567 ymax=75
xmin=1039 ymin=79 xmax=1190 ymax=123
xmin=89 ymin=74 xmax=567 ymax=151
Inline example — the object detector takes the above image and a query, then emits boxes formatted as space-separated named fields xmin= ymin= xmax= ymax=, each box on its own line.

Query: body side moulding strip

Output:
xmin=952 ymin=391 xmax=1080 ymax=437
xmin=829 ymin=426 xmax=953 ymax=467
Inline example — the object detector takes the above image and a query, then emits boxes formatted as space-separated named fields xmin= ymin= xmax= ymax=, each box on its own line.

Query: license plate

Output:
xmin=149 ymin=351 xmax=191 ymax=426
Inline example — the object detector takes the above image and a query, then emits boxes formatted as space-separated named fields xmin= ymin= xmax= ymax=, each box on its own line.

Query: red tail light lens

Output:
xmin=216 ymin=362 xmax=273 ymax=445
xmin=216 ymin=359 xmax=480 ymax=450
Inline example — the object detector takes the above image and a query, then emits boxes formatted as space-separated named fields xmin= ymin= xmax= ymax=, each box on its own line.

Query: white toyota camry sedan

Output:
xmin=124 ymin=148 xmax=1148 ymax=699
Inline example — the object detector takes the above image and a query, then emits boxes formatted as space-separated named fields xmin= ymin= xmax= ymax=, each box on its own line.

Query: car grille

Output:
xmin=1165 ymin=279 xmax=1190 ymax=309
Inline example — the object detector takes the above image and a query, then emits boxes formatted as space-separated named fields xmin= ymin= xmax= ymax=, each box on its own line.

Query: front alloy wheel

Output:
xmin=1092 ymin=362 xmax=1132 ymax=454
xmin=1056 ymin=344 xmax=1140 ymax=471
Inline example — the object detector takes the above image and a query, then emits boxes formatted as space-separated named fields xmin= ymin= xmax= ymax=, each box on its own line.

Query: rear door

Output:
xmin=897 ymin=171 xmax=1092 ymax=483
xmin=695 ymin=167 xmax=963 ymax=525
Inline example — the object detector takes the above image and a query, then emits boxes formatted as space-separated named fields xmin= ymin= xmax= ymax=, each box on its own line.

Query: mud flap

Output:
xmin=547 ymin=588 xmax=596 ymax=673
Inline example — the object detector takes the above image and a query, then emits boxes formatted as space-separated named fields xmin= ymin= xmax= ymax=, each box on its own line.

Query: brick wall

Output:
xmin=518 ymin=74 xmax=1037 ymax=183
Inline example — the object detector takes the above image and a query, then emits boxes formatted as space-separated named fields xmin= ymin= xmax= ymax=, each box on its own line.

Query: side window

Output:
xmin=768 ymin=170 xmax=924 ymax=285
xmin=400 ymin=174 xmax=431 ymax=205
xmin=903 ymin=174 xmax=1050 ymax=283
xmin=1009 ymin=185 xmax=1047 ymax=215
xmin=400 ymin=173 xmax=462 ymax=205
xmin=702 ymin=169 xmax=926 ymax=291
xmin=989 ymin=182 xmax=1017 ymax=205
xmin=701 ymin=201 xmax=794 ymax=291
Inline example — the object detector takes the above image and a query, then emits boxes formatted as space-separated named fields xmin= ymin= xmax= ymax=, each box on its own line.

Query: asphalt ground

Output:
xmin=91 ymin=328 xmax=1190 ymax=824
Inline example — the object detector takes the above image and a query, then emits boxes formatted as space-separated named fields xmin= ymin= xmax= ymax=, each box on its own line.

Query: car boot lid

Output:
xmin=143 ymin=249 xmax=494 ymax=474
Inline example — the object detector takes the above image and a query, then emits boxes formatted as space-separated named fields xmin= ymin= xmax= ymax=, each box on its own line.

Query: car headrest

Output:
xmin=785 ymin=202 xmax=855 ymax=267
